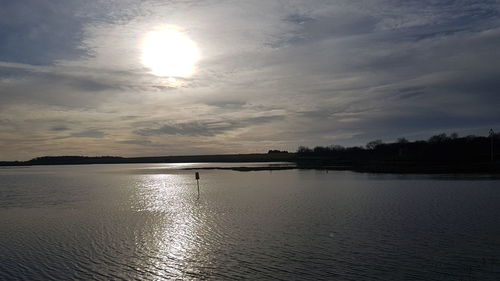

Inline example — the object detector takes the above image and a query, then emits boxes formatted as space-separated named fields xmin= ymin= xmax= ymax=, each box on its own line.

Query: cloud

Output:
xmin=0 ymin=0 xmax=87 ymax=64
xmin=206 ymin=100 xmax=247 ymax=109
xmin=1 ymin=0 xmax=500 ymax=159
xmin=136 ymin=115 xmax=284 ymax=137
xmin=69 ymin=129 xmax=106 ymax=138
xmin=118 ymin=139 xmax=154 ymax=146
xmin=0 ymin=0 xmax=147 ymax=65
xmin=50 ymin=126 xmax=70 ymax=132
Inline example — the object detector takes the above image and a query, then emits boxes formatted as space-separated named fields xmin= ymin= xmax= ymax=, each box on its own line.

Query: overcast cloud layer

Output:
xmin=1 ymin=0 xmax=499 ymax=160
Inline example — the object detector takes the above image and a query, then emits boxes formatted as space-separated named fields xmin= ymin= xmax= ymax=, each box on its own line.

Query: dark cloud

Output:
xmin=0 ymin=0 xmax=87 ymax=65
xmin=118 ymin=139 xmax=154 ymax=146
xmin=284 ymin=14 xmax=314 ymax=25
xmin=396 ymin=87 xmax=427 ymax=100
xmin=50 ymin=126 xmax=70 ymax=132
xmin=274 ymin=12 xmax=378 ymax=48
xmin=69 ymin=130 xmax=106 ymax=138
xmin=68 ymin=77 xmax=116 ymax=92
xmin=206 ymin=100 xmax=247 ymax=108
xmin=121 ymin=115 xmax=141 ymax=120
xmin=136 ymin=115 xmax=284 ymax=137
xmin=0 ymin=65 xmax=123 ymax=108
xmin=137 ymin=122 xmax=225 ymax=137
xmin=0 ymin=0 xmax=143 ymax=65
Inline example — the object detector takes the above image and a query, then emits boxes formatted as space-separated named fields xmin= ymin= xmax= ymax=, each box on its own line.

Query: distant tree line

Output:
xmin=25 ymin=156 xmax=125 ymax=165
xmin=1 ymin=133 xmax=498 ymax=171
xmin=0 ymin=153 xmax=296 ymax=166
xmin=267 ymin=150 xmax=289 ymax=154
xmin=296 ymin=132 xmax=500 ymax=163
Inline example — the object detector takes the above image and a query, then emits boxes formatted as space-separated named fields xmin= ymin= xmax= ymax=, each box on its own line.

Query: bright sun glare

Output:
xmin=141 ymin=26 xmax=200 ymax=78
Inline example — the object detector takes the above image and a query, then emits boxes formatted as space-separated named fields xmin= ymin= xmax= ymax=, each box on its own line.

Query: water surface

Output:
xmin=1 ymin=164 xmax=499 ymax=280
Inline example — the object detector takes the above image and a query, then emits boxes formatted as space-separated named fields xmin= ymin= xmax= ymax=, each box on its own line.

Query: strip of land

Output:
xmin=0 ymin=153 xmax=294 ymax=166
xmin=1 ymin=133 xmax=499 ymax=173
xmin=1 ymin=154 xmax=499 ymax=174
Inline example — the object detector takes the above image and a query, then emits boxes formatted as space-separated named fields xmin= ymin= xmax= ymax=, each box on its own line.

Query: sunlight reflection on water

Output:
xmin=133 ymin=173 xmax=206 ymax=279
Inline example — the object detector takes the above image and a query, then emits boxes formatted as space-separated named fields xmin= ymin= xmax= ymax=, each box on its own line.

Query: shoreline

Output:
xmin=1 ymin=153 xmax=499 ymax=174
xmin=183 ymin=162 xmax=500 ymax=174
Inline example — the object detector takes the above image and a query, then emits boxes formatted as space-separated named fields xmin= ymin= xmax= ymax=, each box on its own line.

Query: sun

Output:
xmin=141 ymin=26 xmax=200 ymax=78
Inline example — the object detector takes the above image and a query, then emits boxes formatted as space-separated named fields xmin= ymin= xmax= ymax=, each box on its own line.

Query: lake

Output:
xmin=1 ymin=163 xmax=499 ymax=280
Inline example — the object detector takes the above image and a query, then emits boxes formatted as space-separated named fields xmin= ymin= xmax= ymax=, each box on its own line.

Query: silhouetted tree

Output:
xmin=295 ymin=131 xmax=499 ymax=165
xmin=428 ymin=133 xmax=449 ymax=143
xmin=366 ymin=140 xmax=383 ymax=150
xmin=297 ymin=146 xmax=313 ymax=154
xmin=397 ymin=138 xmax=409 ymax=143
xmin=268 ymin=150 xmax=288 ymax=154
xmin=329 ymin=145 xmax=345 ymax=151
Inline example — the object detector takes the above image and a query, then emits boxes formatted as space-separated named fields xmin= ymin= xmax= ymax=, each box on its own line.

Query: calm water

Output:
xmin=1 ymin=164 xmax=499 ymax=280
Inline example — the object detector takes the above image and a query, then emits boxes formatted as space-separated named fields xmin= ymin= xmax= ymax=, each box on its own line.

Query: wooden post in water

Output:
xmin=195 ymin=172 xmax=200 ymax=196
xmin=490 ymin=129 xmax=495 ymax=161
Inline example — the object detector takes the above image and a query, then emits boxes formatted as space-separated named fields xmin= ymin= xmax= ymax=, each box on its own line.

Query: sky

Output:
xmin=1 ymin=0 xmax=499 ymax=160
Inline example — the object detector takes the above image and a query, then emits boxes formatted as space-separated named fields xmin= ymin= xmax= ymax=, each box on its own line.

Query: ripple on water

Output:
xmin=1 ymin=166 xmax=500 ymax=280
